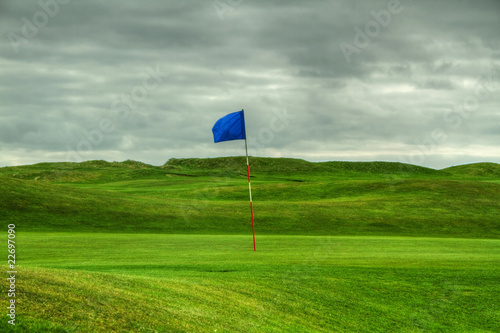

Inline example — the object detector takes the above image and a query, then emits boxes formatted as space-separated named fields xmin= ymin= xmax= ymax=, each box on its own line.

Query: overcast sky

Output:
xmin=1 ymin=0 xmax=499 ymax=169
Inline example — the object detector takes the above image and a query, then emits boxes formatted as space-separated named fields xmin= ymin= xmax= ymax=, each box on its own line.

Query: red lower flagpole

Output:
xmin=245 ymin=138 xmax=256 ymax=251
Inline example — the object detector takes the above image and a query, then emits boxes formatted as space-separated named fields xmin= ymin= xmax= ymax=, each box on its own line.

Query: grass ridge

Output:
xmin=1 ymin=157 xmax=499 ymax=237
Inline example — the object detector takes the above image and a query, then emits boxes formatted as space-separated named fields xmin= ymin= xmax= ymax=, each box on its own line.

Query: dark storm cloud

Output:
xmin=1 ymin=0 xmax=499 ymax=168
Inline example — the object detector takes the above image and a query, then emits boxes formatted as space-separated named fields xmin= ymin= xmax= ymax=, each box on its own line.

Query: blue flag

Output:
xmin=212 ymin=110 xmax=246 ymax=143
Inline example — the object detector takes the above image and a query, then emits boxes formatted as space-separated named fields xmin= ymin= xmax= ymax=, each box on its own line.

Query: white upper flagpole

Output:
xmin=243 ymin=109 xmax=256 ymax=251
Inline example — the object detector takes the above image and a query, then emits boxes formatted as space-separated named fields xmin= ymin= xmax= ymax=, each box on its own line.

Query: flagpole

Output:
xmin=243 ymin=110 xmax=256 ymax=251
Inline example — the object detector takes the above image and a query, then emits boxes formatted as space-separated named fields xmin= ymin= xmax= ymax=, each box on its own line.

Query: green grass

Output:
xmin=1 ymin=157 xmax=499 ymax=238
xmin=2 ymin=233 xmax=499 ymax=332
xmin=443 ymin=162 xmax=500 ymax=178
xmin=1 ymin=157 xmax=499 ymax=331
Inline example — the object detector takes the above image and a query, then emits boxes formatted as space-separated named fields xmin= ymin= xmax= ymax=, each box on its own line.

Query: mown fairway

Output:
xmin=2 ymin=233 xmax=500 ymax=332
xmin=1 ymin=157 xmax=499 ymax=332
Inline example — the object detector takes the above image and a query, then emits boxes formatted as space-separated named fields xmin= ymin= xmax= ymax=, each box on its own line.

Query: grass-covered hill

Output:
xmin=0 ymin=157 xmax=450 ymax=181
xmin=1 ymin=157 xmax=499 ymax=238
xmin=443 ymin=162 xmax=500 ymax=178
xmin=1 ymin=158 xmax=500 ymax=332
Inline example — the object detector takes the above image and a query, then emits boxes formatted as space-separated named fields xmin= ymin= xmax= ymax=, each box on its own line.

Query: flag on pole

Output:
xmin=212 ymin=110 xmax=256 ymax=251
xmin=212 ymin=110 xmax=246 ymax=143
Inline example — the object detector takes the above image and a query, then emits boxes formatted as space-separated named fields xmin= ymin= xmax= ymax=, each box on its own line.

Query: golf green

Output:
xmin=2 ymin=233 xmax=499 ymax=332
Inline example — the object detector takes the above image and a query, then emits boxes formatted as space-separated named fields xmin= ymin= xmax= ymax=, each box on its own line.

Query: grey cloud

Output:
xmin=415 ymin=79 xmax=457 ymax=90
xmin=0 ymin=0 xmax=499 ymax=168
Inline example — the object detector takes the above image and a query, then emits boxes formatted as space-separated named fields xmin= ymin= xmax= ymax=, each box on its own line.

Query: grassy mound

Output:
xmin=0 ymin=160 xmax=167 ymax=183
xmin=443 ymin=162 xmax=500 ymax=178
xmin=1 ymin=157 xmax=499 ymax=237
xmin=163 ymin=157 xmax=445 ymax=178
